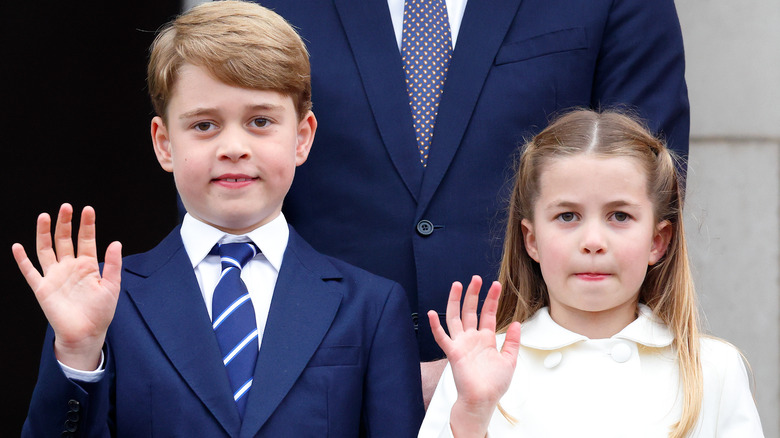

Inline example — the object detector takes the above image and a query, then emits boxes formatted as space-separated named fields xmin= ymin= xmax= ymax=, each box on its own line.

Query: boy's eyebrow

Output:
xmin=178 ymin=104 xmax=287 ymax=120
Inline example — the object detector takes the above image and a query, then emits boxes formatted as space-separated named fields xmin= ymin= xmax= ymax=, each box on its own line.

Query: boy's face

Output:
xmin=151 ymin=64 xmax=316 ymax=234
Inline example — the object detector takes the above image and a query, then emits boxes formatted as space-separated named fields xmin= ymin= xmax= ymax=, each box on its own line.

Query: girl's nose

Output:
xmin=580 ymin=221 xmax=607 ymax=254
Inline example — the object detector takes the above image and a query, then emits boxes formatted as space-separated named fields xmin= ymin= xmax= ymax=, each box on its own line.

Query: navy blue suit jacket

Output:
xmin=262 ymin=0 xmax=690 ymax=361
xmin=23 ymin=226 xmax=424 ymax=437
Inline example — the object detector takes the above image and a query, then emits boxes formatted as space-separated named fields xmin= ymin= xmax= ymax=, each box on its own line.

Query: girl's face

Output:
xmin=521 ymin=155 xmax=671 ymax=338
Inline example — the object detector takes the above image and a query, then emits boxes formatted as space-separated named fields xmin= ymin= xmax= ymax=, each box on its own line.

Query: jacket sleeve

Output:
xmin=592 ymin=0 xmax=690 ymax=167
xmin=704 ymin=339 xmax=765 ymax=437
xmin=22 ymin=326 xmax=113 ymax=438
xmin=361 ymin=282 xmax=425 ymax=437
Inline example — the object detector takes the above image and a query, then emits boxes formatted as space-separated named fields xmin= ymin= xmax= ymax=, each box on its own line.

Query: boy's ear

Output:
xmin=294 ymin=111 xmax=317 ymax=166
xmin=521 ymin=218 xmax=540 ymax=262
xmin=649 ymin=220 xmax=673 ymax=265
xmin=151 ymin=116 xmax=173 ymax=173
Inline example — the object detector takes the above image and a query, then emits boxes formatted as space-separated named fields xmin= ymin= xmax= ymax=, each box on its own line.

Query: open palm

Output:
xmin=12 ymin=204 xmax=122 ymax=370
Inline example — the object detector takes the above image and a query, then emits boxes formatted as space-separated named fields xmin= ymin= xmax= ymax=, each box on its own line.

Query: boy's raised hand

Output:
xmin=428 ymin=276 xmax=521 ymax=438
xmin=12 ymin=203 xmax=122 ymax=371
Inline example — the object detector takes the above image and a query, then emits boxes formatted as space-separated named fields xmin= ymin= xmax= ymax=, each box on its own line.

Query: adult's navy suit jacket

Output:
xmin=23 ymin=226 xmax=424 ymax=437
xmin=260 ymin=0 xmax=690 ymax=361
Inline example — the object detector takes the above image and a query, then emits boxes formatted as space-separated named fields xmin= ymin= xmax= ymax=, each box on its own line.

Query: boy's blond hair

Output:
xmin=496 ymin=109 xmax=703 ymax=437
xmin=147 ymin=0 xmax=311 ymax=121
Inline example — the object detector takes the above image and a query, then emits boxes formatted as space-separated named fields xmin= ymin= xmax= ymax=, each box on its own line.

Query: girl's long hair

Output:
xmin=496 ymin=109 xmax=701 ymax=437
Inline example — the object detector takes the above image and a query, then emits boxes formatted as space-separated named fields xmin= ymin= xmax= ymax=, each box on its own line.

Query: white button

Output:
xmin=544 ymin=351 xmax=562 ymax=369
xmin=610 ymin=343 xmax=632 ymax=363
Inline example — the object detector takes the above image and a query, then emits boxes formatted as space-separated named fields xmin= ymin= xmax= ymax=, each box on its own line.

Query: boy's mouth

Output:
xmin=212 ymin=174 xmax=259 ymax=186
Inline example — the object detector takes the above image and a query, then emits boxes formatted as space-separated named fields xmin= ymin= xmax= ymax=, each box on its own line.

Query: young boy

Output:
xmin=12 ymin=2 xmax=424 ymax=436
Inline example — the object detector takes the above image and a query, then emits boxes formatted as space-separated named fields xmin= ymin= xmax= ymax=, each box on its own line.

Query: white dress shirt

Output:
xmin=388 ymin=0 xmax=468 ymax=50
xmin=420 ymin=305 xmax=764 ymax=437
xmin=181 ymin=211 xmax=287 ymax=348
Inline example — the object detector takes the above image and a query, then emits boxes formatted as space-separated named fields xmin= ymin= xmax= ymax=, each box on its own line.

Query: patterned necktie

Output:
xmin=211 ymin=242 xmax=260 ymax=419
xmin=401 ymin=0 xmax=453 ymax=167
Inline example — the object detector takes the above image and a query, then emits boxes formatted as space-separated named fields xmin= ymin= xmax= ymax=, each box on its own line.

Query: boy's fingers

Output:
xmin=101 ymin=241 xmax=123 ymax=296
xmin=76 ymin=206 xmax=98 ymax=259
xmin=35 ymin=213 xmax=57 ymax=273
xmin=428 ymin=310 xmax=452 ymax=353
xmin=460 ymin=275 xmax=482 ymax=330
xmin=53 ymin=204 xmax=75 ymax=260
xmin=500 ymin=321 xmax=522 ymax=366
xmin=12 ymin=244 xmax=42 ymax=292
xmin=445 ymin=282 xmax=465 ymax=336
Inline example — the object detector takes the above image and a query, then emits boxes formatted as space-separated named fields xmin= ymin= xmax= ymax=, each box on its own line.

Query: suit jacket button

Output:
xmin=416 ymin=220 xmax=434 ymax=236
xmin=64 ymin=420 xmax=78 ymax=432
xmin=68 ymin=399 xmax=80 ymax=412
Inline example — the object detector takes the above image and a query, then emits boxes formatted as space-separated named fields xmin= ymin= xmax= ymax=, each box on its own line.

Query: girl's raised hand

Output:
xmin=428 ymin=275 xmax=521 ymax=438
xmin=12 ymin=203 xmax=122 ymax=371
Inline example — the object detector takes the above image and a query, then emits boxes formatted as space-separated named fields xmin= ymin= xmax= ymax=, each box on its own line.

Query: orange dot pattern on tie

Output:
xmin=401 ymin=0 xmax=453 ymax=167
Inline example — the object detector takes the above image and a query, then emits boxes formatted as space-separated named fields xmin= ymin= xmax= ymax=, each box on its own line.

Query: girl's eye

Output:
xmin=613 ymin=212 xmax=630 ymax=222
xmin=193 ymin=122 xmax=214 ymax=132
xmin=252 ymin=118 xmax=270 ymax=128
xmin=557 ymin=212 xmax=576 ymax=222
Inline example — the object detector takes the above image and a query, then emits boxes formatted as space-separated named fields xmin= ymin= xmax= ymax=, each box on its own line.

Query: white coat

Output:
xmin=419 ymin=305 xmax=764 ymax=437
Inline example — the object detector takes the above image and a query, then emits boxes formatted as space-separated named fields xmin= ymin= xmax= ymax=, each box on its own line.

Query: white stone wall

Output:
xmin=677 ymin=1 xmax=780 ymax=436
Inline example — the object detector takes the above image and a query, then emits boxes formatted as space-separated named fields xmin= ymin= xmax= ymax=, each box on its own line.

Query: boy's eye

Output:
xmin=193 ymin=122 xmax=214 ymax=132
xmin=251 ymin=118 xmax=270 ymax=128
xmin=557 ymin=212 xmax=576 ymax=222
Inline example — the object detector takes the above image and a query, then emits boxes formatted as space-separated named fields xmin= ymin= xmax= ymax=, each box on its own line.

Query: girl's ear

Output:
xmin=294 ymin=111 xmax=317 ymax=166
xmin=649 ymin=220 xmax=673 ymax=265
xmin=521 ymin=218 xmax=540 ymax=262
xmin=151 ymin=116 xmax=173 ymax=173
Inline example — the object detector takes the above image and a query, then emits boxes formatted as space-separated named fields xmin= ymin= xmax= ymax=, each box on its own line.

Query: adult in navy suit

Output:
xmin=259 ymin=0 xmax=690 ymax=365
xmin=14 ymin=2 xmax=423 ymax=436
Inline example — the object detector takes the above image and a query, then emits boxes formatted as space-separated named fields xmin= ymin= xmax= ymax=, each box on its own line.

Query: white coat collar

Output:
xmin=519 ymin=304 xmax=674 ymax=350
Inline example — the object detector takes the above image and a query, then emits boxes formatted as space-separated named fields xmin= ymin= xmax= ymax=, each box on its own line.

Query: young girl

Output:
xmin=419 ymin=109 xmax=763 ymax=437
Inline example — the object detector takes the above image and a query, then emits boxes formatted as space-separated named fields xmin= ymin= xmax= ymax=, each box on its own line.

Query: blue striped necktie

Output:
xmin=211 ymin=242 xmax=260 ymax=419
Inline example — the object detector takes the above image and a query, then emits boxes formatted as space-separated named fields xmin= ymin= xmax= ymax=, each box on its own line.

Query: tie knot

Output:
xmin=214 ymin=242 xmax=259 ymax=271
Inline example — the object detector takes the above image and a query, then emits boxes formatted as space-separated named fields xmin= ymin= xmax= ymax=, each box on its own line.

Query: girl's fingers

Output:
xmin=478 ymin=281 xmax=502 ymax=333
xmin=500 ymin=321 xmax=522 ymax=366
xmin=445 ymin=281 xmax=465 ymax=337
xmin=460 ymin=275 xmax=482 ymax=330
xmin=428 ymin=309 xmax=452 ymax=353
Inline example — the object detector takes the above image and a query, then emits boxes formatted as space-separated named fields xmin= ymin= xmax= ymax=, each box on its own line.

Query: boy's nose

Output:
xmin=217 ymin=131 xmax=252 ymax=161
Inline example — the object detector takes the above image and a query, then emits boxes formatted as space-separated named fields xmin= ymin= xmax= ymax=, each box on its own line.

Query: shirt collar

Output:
xmin=520 ymin=304 xmax=673 ymax=350
xmin=180 ymin=213 xmax=289 ymax=272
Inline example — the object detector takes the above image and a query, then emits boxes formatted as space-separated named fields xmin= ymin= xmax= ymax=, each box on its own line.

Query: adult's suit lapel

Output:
xmin=122 ymin=228 xmax=242 ymax=436
xmin=239 ymin=227 xmax=343 ymax=437
xmin=334 ymin=0 xmax=424 ymax=201
xmin=416 ymin=0 xmax=524 ymax=215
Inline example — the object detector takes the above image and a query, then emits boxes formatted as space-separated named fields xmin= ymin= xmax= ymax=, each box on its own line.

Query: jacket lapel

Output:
xmin=416 ymin=0 xmax=524 ymax=214
xmin=123 ymin=228 xmax=241 ymax=436
xmin=239 ymin=227 xmax=343 ymax=437
xmin=334 ymin=0 xmax=424 ymax=201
